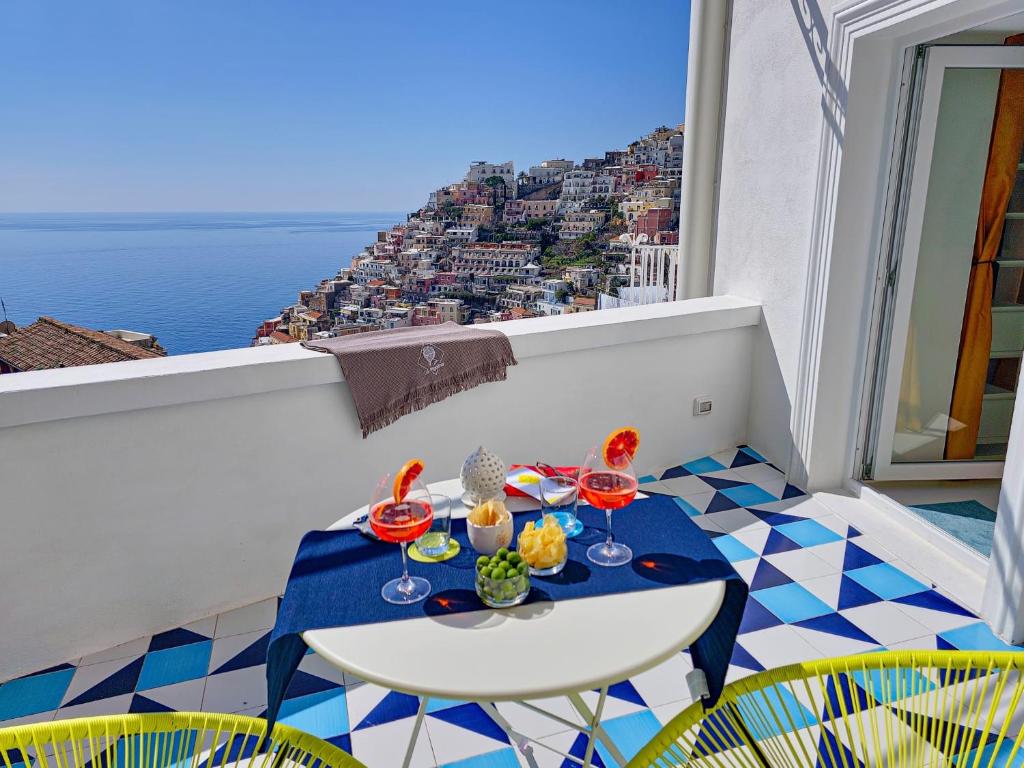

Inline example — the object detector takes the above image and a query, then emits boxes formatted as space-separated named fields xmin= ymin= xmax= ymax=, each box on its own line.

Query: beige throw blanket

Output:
xmin=302 ymin=322 xmax=517 ymax=437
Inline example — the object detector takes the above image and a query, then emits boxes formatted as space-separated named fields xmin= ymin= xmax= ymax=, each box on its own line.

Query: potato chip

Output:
xmin=469 ymin=499 xmax=508 ymax=527
xmin=516 ymin=513 xmax=567 ymax=568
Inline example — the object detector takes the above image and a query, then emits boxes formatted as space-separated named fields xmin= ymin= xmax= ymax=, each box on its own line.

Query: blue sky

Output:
xmin=0 ymin=1 xmax=690 ymax=212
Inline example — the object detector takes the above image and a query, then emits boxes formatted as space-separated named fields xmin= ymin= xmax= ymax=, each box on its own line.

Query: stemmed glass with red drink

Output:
xmin=370 ymin=464 xmax=433 ymax=604
xmin=580 ymin=433 xmax=639 ymax=567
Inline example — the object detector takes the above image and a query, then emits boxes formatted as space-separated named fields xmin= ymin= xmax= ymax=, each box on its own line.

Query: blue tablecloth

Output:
xmin=265 ymin=495 xmax=747 ymax=733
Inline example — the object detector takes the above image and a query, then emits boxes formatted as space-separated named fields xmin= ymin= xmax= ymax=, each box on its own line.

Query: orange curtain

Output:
xmin=945 ymin=34 xmax=1024 ymax=460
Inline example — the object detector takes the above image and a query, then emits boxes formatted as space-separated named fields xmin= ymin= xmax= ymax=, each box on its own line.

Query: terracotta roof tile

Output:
xmin=0 ymin=317 xmax=165 ymax=372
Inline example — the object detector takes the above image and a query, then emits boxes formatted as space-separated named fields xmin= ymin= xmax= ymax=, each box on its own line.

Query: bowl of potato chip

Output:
xmin=517 ymin=515 xmax=568 ymax=576
xmin=466 ymin=498 xmax=513 ymax=556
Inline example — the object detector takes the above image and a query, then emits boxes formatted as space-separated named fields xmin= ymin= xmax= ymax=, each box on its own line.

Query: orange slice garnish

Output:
xmin=602 ymin=427 xmax=640 ymax=470
xmin=393 ymin=458 xmax=425 ymax=503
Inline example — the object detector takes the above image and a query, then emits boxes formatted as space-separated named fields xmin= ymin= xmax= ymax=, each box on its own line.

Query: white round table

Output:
xmin=305 ymin=478 xmax=727 ymax=768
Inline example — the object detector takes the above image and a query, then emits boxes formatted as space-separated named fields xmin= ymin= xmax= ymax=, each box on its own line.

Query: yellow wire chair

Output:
xmin=0 ymin=712 xmax=366 ymax=768
xmin=627 ymin=650 xmax=1024 ymax=767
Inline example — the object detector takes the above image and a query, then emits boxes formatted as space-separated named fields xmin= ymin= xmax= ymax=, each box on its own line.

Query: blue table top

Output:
xmin=264 ymin=494 xmax=748 ymax=733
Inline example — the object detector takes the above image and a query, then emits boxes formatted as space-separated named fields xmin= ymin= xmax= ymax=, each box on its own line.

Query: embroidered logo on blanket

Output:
xmin=418 ymin=344 xmax=445 ymax=374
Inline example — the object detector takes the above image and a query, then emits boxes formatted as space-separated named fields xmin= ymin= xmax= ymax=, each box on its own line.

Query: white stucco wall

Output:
xmin=707 ymin=0 xmax=1019 ymax=488
xmin=0 ymin=297 xmax=759 ymax=681
xmin=711 ymin=0 xmax=831 ymax=475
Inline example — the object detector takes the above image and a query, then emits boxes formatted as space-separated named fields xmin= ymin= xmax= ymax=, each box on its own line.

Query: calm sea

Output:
xmin=0 ymin=212 xmax=403 ymax=355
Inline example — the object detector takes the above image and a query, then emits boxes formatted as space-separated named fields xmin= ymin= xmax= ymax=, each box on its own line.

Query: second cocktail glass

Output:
xmin=579 ymin=445 xmax=638 ymax=567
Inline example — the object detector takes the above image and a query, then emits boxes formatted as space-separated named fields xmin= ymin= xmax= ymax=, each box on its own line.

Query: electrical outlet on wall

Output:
xmin=693 ymin=397 xmax=712 ymax=416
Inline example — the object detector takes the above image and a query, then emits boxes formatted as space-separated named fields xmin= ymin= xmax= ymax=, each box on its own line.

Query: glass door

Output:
xmin=868 ymin=44 xmax=1024 ymax=481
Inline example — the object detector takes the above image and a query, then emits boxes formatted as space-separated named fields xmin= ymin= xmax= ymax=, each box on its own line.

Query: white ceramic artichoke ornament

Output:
xmin=461 ymin=446 xmax=507 ymax=504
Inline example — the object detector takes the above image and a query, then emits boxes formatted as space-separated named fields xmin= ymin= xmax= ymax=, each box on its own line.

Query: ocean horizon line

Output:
xmin=0 ymin=210 xmax=408 ymax=216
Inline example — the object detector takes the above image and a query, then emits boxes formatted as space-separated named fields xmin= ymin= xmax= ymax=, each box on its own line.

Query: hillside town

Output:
xmin=253 ymin=125 xmax=684 ymax=344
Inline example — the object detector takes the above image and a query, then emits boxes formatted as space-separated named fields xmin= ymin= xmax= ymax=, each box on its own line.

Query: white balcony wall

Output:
xmin=711 ymin=0 xmax=831 ymax=483
xmin=708 ymin=0 xmax=1021 ymax=488
xmin=0 ymin=296 xmax=760 ymax=681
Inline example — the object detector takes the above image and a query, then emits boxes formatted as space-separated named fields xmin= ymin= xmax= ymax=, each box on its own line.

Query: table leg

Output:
xmin=472 ymin=695 xmax=631 ymax=768
xmin=567 ymin=689 xmax=627 ymax=768
xmin=402 ymin=696 xmax=429 ymax=768
xmin=477 ymin=703 xmax=540 ymax=768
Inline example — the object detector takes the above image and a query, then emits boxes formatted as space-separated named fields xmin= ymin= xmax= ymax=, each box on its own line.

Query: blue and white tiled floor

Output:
xmin=1 ymin=445 xmax=1019 ymax=767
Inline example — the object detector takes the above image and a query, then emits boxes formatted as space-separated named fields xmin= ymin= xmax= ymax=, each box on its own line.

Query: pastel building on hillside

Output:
xmin=522 ymin=199 xmax=558 ymax=220
xmin=444 ymin=225 xmax=478 ymax=244
xmin=541 ymin=278 xmax=569 ymax=303
xmin=351 ymin=258 xmax=399 ymax=285
xmin=619 ymin=199 xmax=648 ymax=223
xmin=559 ymin=209 xmax=607 ymax=240
xmin=559 ymin=170 xmax=616 ymax=211
xmin=633 ymin=206 xmax=673 ymax=239
xmin=410 ymin=305 xmax=442 ymax=326
xmin=460 ymin=204 xmax=494 ymax=228
xmin=568 ymin=294 xmax=596 ymax=312
xmin=563 ymin=265 xmax=601 ymax=289
xmin=427 ymin=298 xmax=466 ymax=324
xmin=524 ymin=159 xmax=574 ymax=186
xmin=464 ymin=161 xmax=516 ymax=197
xmin=450 ymin=181 xmax=492 ymax=207
xmin=452 ymin=242 xmax=540 ymax=276
xmin=502 ymin=199 xmax=526 ymax=223
xmin=287 ymin=310 xmax=324 ymax=341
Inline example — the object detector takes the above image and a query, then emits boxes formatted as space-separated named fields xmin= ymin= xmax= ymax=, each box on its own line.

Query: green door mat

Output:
xmin=908 ymin=500 xmax=996 ymax=557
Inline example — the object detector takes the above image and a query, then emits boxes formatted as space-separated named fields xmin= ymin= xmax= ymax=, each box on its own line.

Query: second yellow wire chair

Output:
xmin=0 ymin=712 xmax=366 ymax=768
xmin=626 ymin=650 xmax=1024 ymax=767
xmin=5 ymin=652 xmax=1023 ymax=768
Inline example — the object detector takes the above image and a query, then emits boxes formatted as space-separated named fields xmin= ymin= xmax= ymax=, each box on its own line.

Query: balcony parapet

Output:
xmin=0 ymin=296 xmax=761 ymax=429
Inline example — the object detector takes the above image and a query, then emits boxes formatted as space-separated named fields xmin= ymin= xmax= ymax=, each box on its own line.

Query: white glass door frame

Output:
xmin=871 ymin=45 xmax=1024 ymax=482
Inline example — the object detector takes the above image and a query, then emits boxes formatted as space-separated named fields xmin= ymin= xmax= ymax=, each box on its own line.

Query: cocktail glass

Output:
xmin=580 ymin=446 xmax=638 ymax=567
xmin=369 ymin=475 xmax=434 ymax=604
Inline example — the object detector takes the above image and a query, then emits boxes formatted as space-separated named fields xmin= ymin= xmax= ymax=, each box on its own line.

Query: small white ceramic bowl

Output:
xmin=467 ymin=512 xmax=513 ymax=555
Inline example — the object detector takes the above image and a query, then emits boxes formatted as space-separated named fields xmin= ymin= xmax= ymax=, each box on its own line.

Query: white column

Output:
xmin=983 ymin=390 xmax=1024 ymax=644
xmin=678 ymin=0 xmax=729 ymax=299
